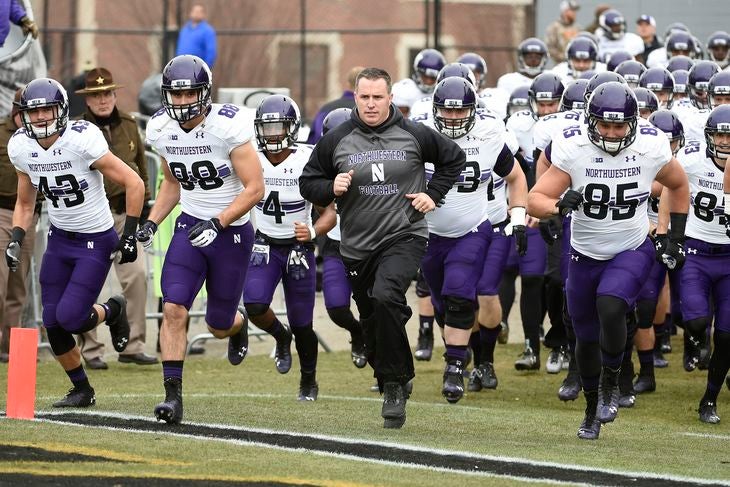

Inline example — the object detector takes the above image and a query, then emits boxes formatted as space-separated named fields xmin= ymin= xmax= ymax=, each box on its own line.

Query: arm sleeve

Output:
xmin=412 ymin=122 xmax=466 ymax=205
xmin=299 ymin=133 xmax=339 ymax=207
xmin=494 ymin=143 xmax=515 ymax=178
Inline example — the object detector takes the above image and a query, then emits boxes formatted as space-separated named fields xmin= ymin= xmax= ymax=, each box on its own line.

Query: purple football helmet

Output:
xmin=704 ymin=104 xmax=730 ymax=159
xmin=648 ymin=109 xmax=685 ymax=155
xmin=707 ymin=31 xmax=730 ymax=68
xmin=615 ymin=60 xmax=647 ymax=88
xmin=664 ymin=22 xmax=689 ymax=39
xmin=578 ymin=69 xmax=597 ymax=80
xmin=632 ymin=87 xmax=660 ymax=118
xmin=436 ymin=62 xmax=477 ymax=88
xmin=321 ymin=108 xmax=352 ymax=137
xmin=576 ymin=31 xmax=600 ymax=46
xmin=560 ymin=79 xmax=588 ymax=112
xmin=18 ymin=78 xmax=69 ymax=139
xmin=672 ymin=70 xmax=689 ymax=96
xmin=688 ymin=61 xmax=722 ymax=109
xmin=666 ymin=55 xmax=695 ymax=73
xmin=586 ymin=82 xmax=638 ymax=155
xmin=508 ymin=85 xmax=529 ymax=117
xmin=566 ymin=37 xmax=598 ymax=77
xmin=161 ymin=54 xmax=212 ymax=122
xmin=666 ymin=32 xmax=696 ymax=58
xmin=639 ymin=68 xmax=675 ymax=108
xmin=692 ymin=36 xmax=705 ymax=60
xmin=517 ymin=37 xmax=549 ymax=77
xmin=412 ymin=48 xmax=446 ymax=93
xmin=432 ymin=77 xmax=477 ymax=139
xmin=254 ymin=95 xmax=301 ymax=153
xmin=528 ymin=73 xmax=564 ymax=120
xmin=584 ymin=72 xmax=628 ymax=108
xmin=599 ymin=9 xmax=626 ymax=41
xmin=606 ymin=50 xmax=634 ymax=72
xmin=456 ymin=52 xmax=487 ymax=89
xmin=708 ymin=71 xmax=730 ymax=109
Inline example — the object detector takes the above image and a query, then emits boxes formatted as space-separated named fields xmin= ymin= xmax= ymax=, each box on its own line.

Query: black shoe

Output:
xmin=274 ymin=324 xmax=293 ymax=374
xmin=118 ymin=353 xmax=159 ymax=365
xmin=467 ymin=368 xmax=483 ymax=392
xmin=698 ymin=399 xmax=720 ymax=424
xmin=154 ymin=377 xmax=183 ymax=424
xmin=497 ymin=321 xmax=509 ymax=345
xmin=514 ymin=345 xmax=539 ymax=371
xmin=414 ymin=329 xmax=433 ymax=361
xmin=577 ymin=391 xmax=601 ymax=440
xmin=382 ymin=381 xmax=407 ymax=428
xmin=350 ymin=329 xmax=367 ymax=369
xmin=227 ymin=307 xmax=249 ymax=366
xmin=53 ymin=386 xmax=96 ymax=408
xmin=633 ymin=373 xmax=656 ymax=394
xmin=442 ymin=362 xmax=465 ymax=404
xmin=298 ymin=373 xmax=319 ymax=401
xmin=480 ymin=362 xmax=498 ymax=389
xmin=85 ymin=357 xmax=108 ymax=370
xmin=660 ymin=331 xmax=672 ymax=353
xmin=684 ymin=333 xmax=701 ymax=372
xmin=653 ymin=349 xmax=668 ymax=368
xmin=618 ymin=360 xmax=635 ymax=408
xmin=106 ymin=295 xmax=130 ymax=353
xmin=597 ymin=367 xmax=620 ymax=423
xmin=558 ymin=371 xmax=581 ymax=401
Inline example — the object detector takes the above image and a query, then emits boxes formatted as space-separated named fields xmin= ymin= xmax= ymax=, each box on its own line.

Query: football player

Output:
xmin=497 ymin=38 xmax=550 ymax=96
xmin=391 ymin=48 xmax=446 ymax=110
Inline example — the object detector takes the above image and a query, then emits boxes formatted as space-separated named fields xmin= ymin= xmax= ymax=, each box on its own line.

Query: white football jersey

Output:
xmin=505 ymin=109 xmax=537 ymax=164
xmin=552 ymin=62 xmax=607 ymax=83
xmin=646 ymin=48 xmax=668 ymax=69
xmin=409 ymin=96 xmax=432 ymax=120
xmin=146 ymin=103 xmax=254 ymax=225
xmin=533 ymin=110 xmax=586 ymax=152
xmin=392 ymin=78 xmax=429 ymax=109
xmin=678 ymin=140 xmax=727 ymax=244
xmin=479 ymin=88 xmax=509 ymax=120
xmin=551 ymin=121 xmax=673 ymax=260
xmin=422 ymin=112 xmax=512 ymax=237
xmin=9 ymin=120 xmax=113 ymax=233
xmin=597 ymin=32 xmax=645 ymax=58
xmin=254 ymin=144 xmax=313 ymax=239
xmin=497 ymin=72 xmax=534 ymax=99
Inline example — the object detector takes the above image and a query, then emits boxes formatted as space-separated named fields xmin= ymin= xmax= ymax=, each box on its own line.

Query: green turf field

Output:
xmin=1 ymin=339 xmax=729 ymax=486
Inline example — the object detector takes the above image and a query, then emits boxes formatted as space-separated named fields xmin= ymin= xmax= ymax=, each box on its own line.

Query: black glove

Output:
xmin=188 ymin=218 xmax=223 ymax=247
xmin=538 ymin=217 xmax=562 ymax=245
xmin=662 ymin=239 xmax=686 ymax=270
xmin=5 ymin=227 xmax=25 ymax=272
xmin=111 ymin=234 xmax=138 ymax=264
xmin=513 ymin=224 xmax=527 ymax=256
xmin=135 ymin=221 xmax=158 ymax=250
xmin=556 ymin=189 xmax=584 ymax=217
xmin=653 ymin=233 xmax=668 ymax=264
xmin=250 ymin=236 xmax=270 ymax=266
xmin=286 ymin=243 xmax=310 ymax=281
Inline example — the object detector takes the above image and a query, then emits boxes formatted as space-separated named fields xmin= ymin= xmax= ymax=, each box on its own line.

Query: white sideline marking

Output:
xmin=682 ymin=432 xmax=730 ymax=440
xmin=9 ymin=410 xmax=729 ymax=487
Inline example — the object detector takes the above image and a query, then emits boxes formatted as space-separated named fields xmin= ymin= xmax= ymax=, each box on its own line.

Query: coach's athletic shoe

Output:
xmin=298 ymin=372 xmax=319 ymax=401
xmin=382 ymin=382 xmax=407 ymax=429
xmin=577 ymin=391 xmax=601 ymax=440
xmin=154 ymin=377 xmax=183 ymax=424
xmin=497 ymin=321 xmax=509 ymax=345
xmin=653 ymin=349 xmax=668 ymax=368
xmin=633 ymin=372 xmax=656 ymax=394
xmin=274 ymin=324 xmax=293 ymax=374
xmin=53 ymin=386 xmax=96 ymax=408
xmin=228 ymin=306 xmax=249 ymax=366
xmin=698 ymin=400 xmax=720 ymax=424
xmin=442 ymin=362 xmax=465 ymax=404
xmin=545 ymin=348 xmax=564 ymax=374
xmin=106 ymin=294 xmax=130 ymax=353
xmin=414 ymin=328 xmax=433 ymax=361
xmin=618 ymin=360 xmax=636 ymax=408
xmin=597 ymin=367 xmax=620 ymax=423
xmin=558 ymin=371 xmax=581 ymax=401
xmin=350 ymin=330 xmax=367 ymax=369
xmin=514 ymin=345 xmax=539 ymax=371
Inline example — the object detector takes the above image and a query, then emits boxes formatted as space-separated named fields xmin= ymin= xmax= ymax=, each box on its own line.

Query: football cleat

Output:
xmin=227 ymin=306 xmax=249 ymax=366
xmin=597 ymin=367 xmax=620 ymax=423
xmin=545 ymin=348 xmax=564 ymax=374
xmin=633 ymin=373 xmax=656 ymax=394
xmin=467 ymin=368 xmax=483 ymax=392
xmin=497 ymin=321 xmax=509 ymax=344
xmin=577 ymin=391 xmax=601 ymax=440
xmin=52 ymin=386 xmax=96 ymax=408
xmin=297 ymin=373 xmax=319 ymax=401
xmin=106 ymin=294 xmax=130 ymax=353
xmin=414 ymin=328 xmax=434 ymax=361
xmin=350 ymin=329 xmax=367 ymax=369
xmin=442 ymin=362 xmax=465 ymax=404
xmin=480 ymin=362 xmax=498 ymax=389
xmin=698 ymin=400 xmax=720 ymax=424
xmin=154 ymin=377 xmax=183 ymax=424
xmin=382 ymin=381 xmax=407 ymax=429
xmin=558 ymin=371 xmax=581 ymax=401
xmin=660 ymin=332 xmax=672 ymax=353
xmin=618 ymin=360 xmax=635 ymax=408
xmin=514 ymin=345 xmax=539 ymax=371
xmin=653 ymin=349 xmax=669 ymax=368
xmin=274 ymin=324 xmax=293 ymax=374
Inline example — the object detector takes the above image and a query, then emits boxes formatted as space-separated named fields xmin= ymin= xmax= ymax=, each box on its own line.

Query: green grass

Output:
xmin=1 ymin=337 xmax=729 ymax=486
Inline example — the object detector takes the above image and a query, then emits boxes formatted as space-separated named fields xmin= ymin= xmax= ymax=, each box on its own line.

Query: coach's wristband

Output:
xmin=10 ymin=226 xmax=25 ymax=246
xmin=669 ymin=212 xmax=687 ymax=242
xmin=123 ymin=215 xmax=139 ymax=236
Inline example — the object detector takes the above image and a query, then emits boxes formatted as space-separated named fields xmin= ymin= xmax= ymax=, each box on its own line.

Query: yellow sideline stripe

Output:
xmin=0 ymin=467 xmax=367 ymax=487
xmin=0 ymin=441 xmax=189 ymax=466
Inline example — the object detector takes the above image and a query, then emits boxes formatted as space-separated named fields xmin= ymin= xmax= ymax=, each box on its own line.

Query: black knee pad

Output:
xmin=635 ymin=300 xmax=656 ymax=329
xmin=326 ymin=306 xmax=356 ymax=328
xmin=684 ymin=317 xmax=710 ymax=338
xmin=434 ymin=312 xmax=446 ymax=328
xmin=415 ymin=270 xmax=431 ymax=298
xmin=46 ymin=327 xmax=76 ymax=356
xmin=444 ymin=296 xmax=475 ymax=330
xmin=244 ymin=302 xmax=269 ymax=318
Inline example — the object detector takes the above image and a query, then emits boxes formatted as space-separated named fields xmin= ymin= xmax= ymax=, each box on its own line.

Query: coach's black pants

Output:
xmin=343 ymin=234 xmax=427 ymax=387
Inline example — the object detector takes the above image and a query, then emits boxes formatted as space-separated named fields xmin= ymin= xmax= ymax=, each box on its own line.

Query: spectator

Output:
xmin=0 ymin=0 xmax=37 ymax=47
xmin=586 ymin=4 xmax=612 ymax=36
xmin=636 ymin=15 xmax=661 ymax=65
xmin=306 ymin=66 xmax=362 ymax=144
xmin=176 ymin=4 xmax=216 ymax=68
xmin=545 ymin=0 xmax=581 ymax=63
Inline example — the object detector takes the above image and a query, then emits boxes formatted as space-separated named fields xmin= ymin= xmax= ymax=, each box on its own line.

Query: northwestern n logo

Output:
xmin=371 ymin=162 xmax=384 ymax=182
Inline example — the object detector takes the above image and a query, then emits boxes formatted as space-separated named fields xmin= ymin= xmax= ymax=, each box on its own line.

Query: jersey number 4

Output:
xmin=38 ymin=175 xmax=84 ymax=208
